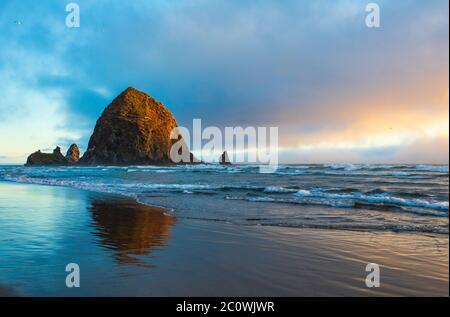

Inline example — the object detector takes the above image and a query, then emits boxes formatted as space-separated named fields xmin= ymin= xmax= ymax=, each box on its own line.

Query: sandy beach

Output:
xmin=0 ymin=181 xmax=447 ymax=296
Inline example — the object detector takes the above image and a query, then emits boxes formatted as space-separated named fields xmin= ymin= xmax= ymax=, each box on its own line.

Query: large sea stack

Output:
xmin=80 ymin=87 xmax=184 ymax=165
xmin=25 ymin=87 xmax=193 ymax=166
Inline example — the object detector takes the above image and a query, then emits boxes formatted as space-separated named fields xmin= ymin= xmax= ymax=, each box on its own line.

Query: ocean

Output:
xmin=1 ymin=163 xmax=448 ymax=235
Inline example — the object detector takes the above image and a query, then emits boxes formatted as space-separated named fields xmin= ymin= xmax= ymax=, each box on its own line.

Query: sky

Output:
xmin=0 ymin=0 xmax=448 ymax=164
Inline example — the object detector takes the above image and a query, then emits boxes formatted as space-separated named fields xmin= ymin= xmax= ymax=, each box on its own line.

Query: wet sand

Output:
xmin=0 ymin=181 xmax=448 ymax=296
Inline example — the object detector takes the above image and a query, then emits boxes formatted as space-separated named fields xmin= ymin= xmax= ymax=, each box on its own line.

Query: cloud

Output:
xmin=0 ymin=0 xmax=448 ymax=163
xmin=0 ymin=51 xmax=82 ymax=163
xmin=0 ymin=2 xmax=86 ymax=163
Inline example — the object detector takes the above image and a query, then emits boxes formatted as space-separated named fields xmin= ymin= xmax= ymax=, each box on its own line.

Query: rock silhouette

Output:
xmin=219 ymin=151 xmax=231 ymax=165
xmin=25 ymin=146 xmax=67 ymax=166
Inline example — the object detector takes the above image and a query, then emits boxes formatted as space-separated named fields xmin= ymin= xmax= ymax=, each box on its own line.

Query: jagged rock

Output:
xmin=25 ymin=146 xmax=67 ymax=166
xmin=80 ymin=87 xmax=190 ymax=165
xmin=66 ymin=144 xmax=80 ymax=163
xmin=219 ymin=151 xmax=231 ymax=165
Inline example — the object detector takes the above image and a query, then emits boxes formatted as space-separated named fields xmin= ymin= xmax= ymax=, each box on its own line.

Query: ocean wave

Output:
xmin=2 ymin=167 xmax=448 ymax=235
xmin=2 ymin=176 xmax=142 ymax=200
xmin=322 ymin=163 xmax=396 ymax=171
xmin=274 ymin=170 xmax=413 ymax=177
xmin=3 ymin=175 xmax=263 ymax=193
xmin=274 ymin=170 xmax=306 ymax=175
xmin=255 ymin=196 xmax=355 ymax=208
xmin=174 ymin=211 xmax=448 ymax=234
xmin=293 ymin=190 xmax=449 ymax=212
xmin=244 ymin=196 xmax=352 ymax=208
xmin=2 ymin=164 xmax=448 ymax=224
xmin=4 ymin=173 xmax=447 ymax=212
xmin=323 ymin=163 xmax=359 ymax=171
xmin=321 ymin=163 xmax=449 ymax=174
xmin=362 ymin=165 xmax=396 ymax=170
xmin=226 ymin=193 xmax=448 ymax=217
xmin=230 ymin=196 xmax=448 ymax=217
xmin=321 ymin=170 xmax=413 ymax=178
xmin=257 ymin=222 xmax=449 ymax=234
xmin=282 ymin=165 xmax=311 ymax=169
xmin=415 ymin=165 xmax=449 ymax=172
xmin=390 ymin=172 xmax=410 ymax=177
xmin=263 ymin=186 xmax=298 ymax=193
xmin=7 ymin=164 xmax=447 ymax=178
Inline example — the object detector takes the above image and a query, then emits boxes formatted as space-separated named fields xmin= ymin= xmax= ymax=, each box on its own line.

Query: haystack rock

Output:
xmin=25 ymin=146 xmax=67 ymax=166
xmin=219 ymin=151 xmax=231 ymax=165
xmin=80 ymin=87 xmax=190 ymax=165
xmin=66 ymin=144 xmax=80 ymax=163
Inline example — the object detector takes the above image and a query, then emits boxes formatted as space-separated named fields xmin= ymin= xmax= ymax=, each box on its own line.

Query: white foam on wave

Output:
xmin=5 ymin=175 xmax=266 ymax=194
xmin=324 ymin=163 xmax=359 ymax=171
xmin=283 ymin=165 xmax=311 ymax=169
xmin=122 ymin=183 xmax=213 ymax=190
xmin=323 ymin=170 xmax=411 ymax=177
xmin=363 ymin=164 xmax=395 ymax=170
xmin=296 ymin=189 xmax=312 ymax=195
xmin=294 ymin=190 xmax=449 ymax=211
xmin=415 ymin=165 xmax=449 ymax=172
xmin=228 ymin=191 xmax=448 ymax=216
xmin=3 ymin=175 xmax=140 ymax=200
xmin=263 ymin=186 xmax=298 ymax=193
xmin=233 ymin=195 xmax=355 ymax=208
xmin=323 ymin=163 xmax=397 ymax=171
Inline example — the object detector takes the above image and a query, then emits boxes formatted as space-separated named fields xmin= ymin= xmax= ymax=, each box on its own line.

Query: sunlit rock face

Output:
xmin=25 ymin=146 xmax=67 ymax=166
xmin=65 ymin=144 xmax=80 ymax=164
xmin=24 ymin=87 xmax=198 ymax=166
xmin=80 ymin=87 xmax=181 ymax=165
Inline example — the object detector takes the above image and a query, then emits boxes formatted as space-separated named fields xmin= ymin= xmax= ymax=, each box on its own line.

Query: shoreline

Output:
xmin=0 ymin=178 xmax=176 ymax=215
xmin=1 ymin=177 xmax=448 ymax=236
xmin=0 ymin=181 xmax=448 ymax=296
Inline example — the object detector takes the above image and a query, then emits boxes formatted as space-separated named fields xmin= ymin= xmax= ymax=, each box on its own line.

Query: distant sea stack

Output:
xmin=219 ymin=151 xmax=231 ymax=165
xmin=80 ymin=87 xmax=185 ymax=165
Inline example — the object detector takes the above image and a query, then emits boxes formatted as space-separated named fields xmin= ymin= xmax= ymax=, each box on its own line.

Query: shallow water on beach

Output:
xmin=0 ymin=164 xmax=448 ymax=296
xmin=0 ymin=181 xmax=448 ymax=296
xmin=0 ymin=164 xmax=448 ymax=234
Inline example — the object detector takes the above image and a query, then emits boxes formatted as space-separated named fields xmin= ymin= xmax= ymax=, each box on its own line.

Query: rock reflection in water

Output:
xmin=88 ymin=197 xmax=175 ymax=265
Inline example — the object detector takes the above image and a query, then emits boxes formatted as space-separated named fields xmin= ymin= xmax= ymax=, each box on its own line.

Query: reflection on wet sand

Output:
xmin=88 ymin=198 xmax=175 ymax=265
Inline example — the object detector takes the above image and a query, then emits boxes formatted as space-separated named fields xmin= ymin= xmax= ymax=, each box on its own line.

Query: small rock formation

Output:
xmin=80 ymin=87 xmax=188 ymax=165
xmin=219 ymin=151 xmax=231 ymax=165
xmin=66 ymin=144 xmax=80 ymax=163
xmin=25 ymin=146 xmax=67 ymax=166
